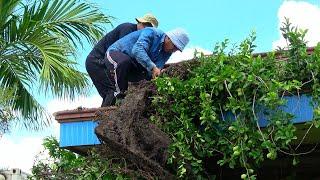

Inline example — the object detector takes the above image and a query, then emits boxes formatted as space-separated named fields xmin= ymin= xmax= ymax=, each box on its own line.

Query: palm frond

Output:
xmin=37 ymin=0 xmax=112 ymax=47
xmin=0 ymin=58 xmax=50 ymax=130
xmin=0 ymin=0 xmax=21 ymax=28
xmin=0 ymin=0 xmax=112 ymax=130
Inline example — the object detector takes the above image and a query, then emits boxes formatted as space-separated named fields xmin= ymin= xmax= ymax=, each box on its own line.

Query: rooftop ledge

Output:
xmin=54 ymin=106 xmax=117 ymax=123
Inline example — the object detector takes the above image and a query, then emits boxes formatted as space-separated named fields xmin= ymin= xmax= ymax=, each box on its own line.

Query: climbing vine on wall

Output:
xmin=152 ymin=18 xmax=320 ymax=179
xmin=30 ymin=137 xmax=129 ymax=180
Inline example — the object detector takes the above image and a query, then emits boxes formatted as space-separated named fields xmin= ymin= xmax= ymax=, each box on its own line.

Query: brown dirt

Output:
xmin=94 ymin=60 xmax=199 ymax=179
xmin=163 ymin=60 xmax=199 ymax=79
xmin=95 ymin=81 xmax=173 ymax=179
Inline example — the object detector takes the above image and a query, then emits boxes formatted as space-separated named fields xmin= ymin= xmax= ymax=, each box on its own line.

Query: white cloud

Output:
xmin=166 ymin=47 xmax=212 ymax=64
xmin=46 ymin=95 xmax=102 ymax=114
xmin=0 ymin=136 xmax=44 ymax=174
xmin=0 ymin=94 xmax=102 ymax=174
xmin=273 ymin=1 xmax=320 ymax=49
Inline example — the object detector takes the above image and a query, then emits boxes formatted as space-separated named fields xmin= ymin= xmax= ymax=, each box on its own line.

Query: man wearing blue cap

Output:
xmin=97 ymin=27 xmax=189 ymax=106
xmin=85 ymin=14 xmax=159 ymax=107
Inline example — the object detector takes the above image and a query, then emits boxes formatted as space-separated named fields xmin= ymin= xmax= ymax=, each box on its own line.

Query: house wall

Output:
xmin=60 ymin=120 xmax=101 ymax=147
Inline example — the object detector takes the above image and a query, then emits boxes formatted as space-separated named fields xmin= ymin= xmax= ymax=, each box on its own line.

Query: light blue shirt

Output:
xmin=107 ymin=27 xmax=172 ymax=72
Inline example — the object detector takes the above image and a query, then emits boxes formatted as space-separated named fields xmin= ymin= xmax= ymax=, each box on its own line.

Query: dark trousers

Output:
xmin=86 ymin=52 xmax=147 ymax=107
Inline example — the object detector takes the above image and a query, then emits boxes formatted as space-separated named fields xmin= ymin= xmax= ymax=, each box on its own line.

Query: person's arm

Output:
xmin=131 ymin=28 xmax=157 ymax=73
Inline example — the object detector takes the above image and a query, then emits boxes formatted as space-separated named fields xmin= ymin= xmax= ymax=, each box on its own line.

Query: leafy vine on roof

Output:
xmin=151 ymin=18 xmax=320 ymax=179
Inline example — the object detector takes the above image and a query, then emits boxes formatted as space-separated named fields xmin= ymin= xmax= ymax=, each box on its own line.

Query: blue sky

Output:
xmin=1 ymin=0 xmax=320 ymax=173
xmin=100 ymin=0 xmax=280 ymax=52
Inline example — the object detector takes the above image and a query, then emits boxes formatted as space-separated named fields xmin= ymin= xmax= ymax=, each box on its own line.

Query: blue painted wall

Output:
xmin=60 ymin=120 xmax=101 ymax=147
xmin=257 ymin=94 xmax=314 ymax=127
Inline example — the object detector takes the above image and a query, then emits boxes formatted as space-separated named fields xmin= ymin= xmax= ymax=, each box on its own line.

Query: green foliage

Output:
xmin=152 ymin=19 xmax=320 ymax=179
xmin=0 ymin=88 xmax=15 ymax=137
xmin=0 ymin=0 xmax=112 ymax=130
xmin=30 ymin=137 xmax=128 ymax=180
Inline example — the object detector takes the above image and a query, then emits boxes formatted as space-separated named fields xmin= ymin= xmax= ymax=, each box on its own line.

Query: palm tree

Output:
xmin=0 ymin=0 xmax=112 ymax=130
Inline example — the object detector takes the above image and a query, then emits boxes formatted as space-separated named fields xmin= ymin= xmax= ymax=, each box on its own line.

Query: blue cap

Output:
xmin=166 ymin=28 xmax=189 ymax=51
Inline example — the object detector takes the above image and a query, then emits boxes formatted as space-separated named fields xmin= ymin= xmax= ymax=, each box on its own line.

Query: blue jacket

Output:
xmin=107 ymin=27 xmax=172 ymax=73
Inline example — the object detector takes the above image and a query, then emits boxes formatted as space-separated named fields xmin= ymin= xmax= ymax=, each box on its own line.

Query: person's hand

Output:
xmin=152 ymin=67 xmax=161 ymax=79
